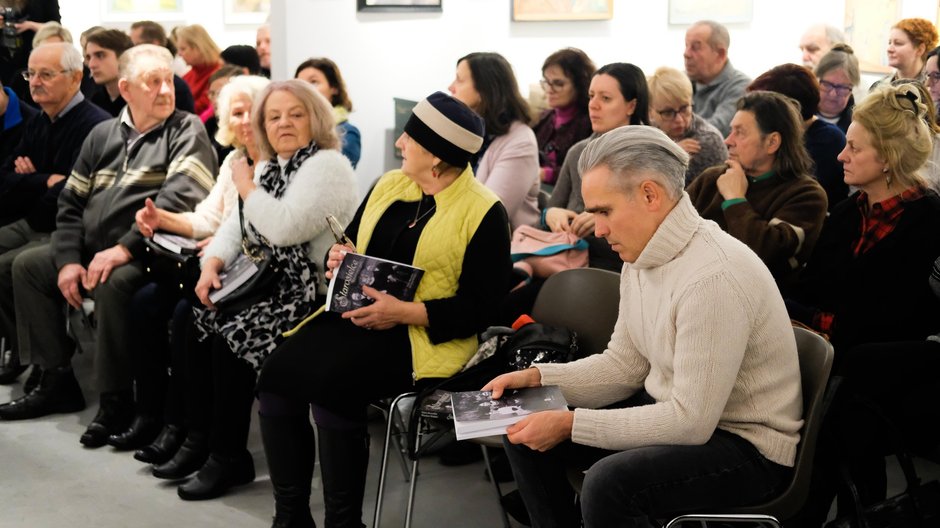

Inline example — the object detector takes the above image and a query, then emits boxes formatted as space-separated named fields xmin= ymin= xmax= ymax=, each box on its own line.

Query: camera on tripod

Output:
xmin=1 ymin=7 xmax=25 ymax=51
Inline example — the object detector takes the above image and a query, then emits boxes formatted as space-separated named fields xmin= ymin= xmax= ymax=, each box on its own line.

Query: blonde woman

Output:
xmin=175 ymin=24 xmax=222 ymax=114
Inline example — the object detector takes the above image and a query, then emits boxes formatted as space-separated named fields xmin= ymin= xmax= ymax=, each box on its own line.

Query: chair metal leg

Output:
xmin=373 ymin=392 xmax=416 ymax=528
xmin=663 ymin=514 xmax=782 ymax=528
xmin=481 ymin=444 xmax=511 ymax=528
xmin=404 ymin=414 xmax=423 ymax=528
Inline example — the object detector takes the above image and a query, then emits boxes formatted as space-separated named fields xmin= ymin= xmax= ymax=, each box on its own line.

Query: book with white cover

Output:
xmin=326 ymin=252 xmax=423 ymax=313
xmin=451 ymin=386 xmax=568 ymax=440
xmin=208 ymin=253 xmax=260 ymax=304
xmin=152 ymin=232 xmax=199 ymax=255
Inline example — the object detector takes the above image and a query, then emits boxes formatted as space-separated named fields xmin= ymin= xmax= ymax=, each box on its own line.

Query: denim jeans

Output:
xmin=504 ymin=395 xmax=791 ymax=528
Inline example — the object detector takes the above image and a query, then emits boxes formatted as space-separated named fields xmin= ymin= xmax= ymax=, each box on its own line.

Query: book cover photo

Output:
xmin=451 ymin=386 xmax=568 ymax=440
xmin=326 ymin=252 xmax=424 ymax=313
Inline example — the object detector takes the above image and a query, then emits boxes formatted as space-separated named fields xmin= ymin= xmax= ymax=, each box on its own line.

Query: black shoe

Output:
xmin=152 ymin=432 xmax=209 ymax=479
xmin=500 ymin=489 xmax=531 ymax=526
xmin=22 ymin=365 xmax=41 ymax=394
xmin=135 ymin=424 xmax=186 ymax=464
xmin=0 ymin=366 xmax=86 ymax=420
xmin=80 ymin=391 xmax=134 ymax=448
xmin=0 ymin=349 xmax=28 ymax=385
xmin=108 ymin=413 xmax=163 ymax=450
xmin=177 ymin=451 xmax=255 ymax=501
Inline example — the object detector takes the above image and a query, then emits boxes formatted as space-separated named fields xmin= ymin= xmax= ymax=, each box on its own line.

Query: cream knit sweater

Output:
xmin=537 ymin=193 xmax=803 ymax=467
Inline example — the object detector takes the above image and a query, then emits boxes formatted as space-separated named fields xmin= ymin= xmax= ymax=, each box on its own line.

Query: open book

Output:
xmin=152 ymin=232 xmax=199 ymax=255
xmin=451 ymin=386 xmax=568 ymax=441
xmin=208 ymin=253 xmax=260 ymax=304
xmin=326 ymin=252 xmax=424 ymax=313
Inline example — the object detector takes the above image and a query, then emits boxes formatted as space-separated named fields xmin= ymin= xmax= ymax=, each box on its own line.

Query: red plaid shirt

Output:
xmin=813 ymin=186 xmax=925 ymax=335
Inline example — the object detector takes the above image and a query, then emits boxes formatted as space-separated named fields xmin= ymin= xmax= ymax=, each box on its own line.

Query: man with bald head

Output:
xmin=0 ymin=42 xmax=110 ymax=384
xmin=0 ymin=45 xmax=217 ymax=447
xmin=684 ymin=20 xmax=751 ymax=137
xmin=799 ymin=24 xmax=846 ymax=68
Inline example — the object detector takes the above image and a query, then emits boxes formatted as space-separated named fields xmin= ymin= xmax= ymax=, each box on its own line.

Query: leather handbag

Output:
xmin=510 ymin=225 xmax=588 ymax=279
xmin=142 ymin=237 xmax=200 ymax=303
xmin=211 ymin=198 xmax=283 ymax=315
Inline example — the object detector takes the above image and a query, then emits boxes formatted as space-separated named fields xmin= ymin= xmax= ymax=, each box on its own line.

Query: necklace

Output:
xmin=408 ymin=199 xmax=436 ymax=228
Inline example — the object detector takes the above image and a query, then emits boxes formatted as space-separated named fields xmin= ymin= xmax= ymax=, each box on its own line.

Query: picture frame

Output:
xmin=357 ymin=0 xmax=442 ymax=13
xmin=223 ymin=0 xmax=270 ymax=25
xmin=101 ymin=0 xmax=184 ymax=22
xmin=668 ymin=0 xmax=753 ymax=25
xmin=512 ymin=0 xmax=613 ymax=22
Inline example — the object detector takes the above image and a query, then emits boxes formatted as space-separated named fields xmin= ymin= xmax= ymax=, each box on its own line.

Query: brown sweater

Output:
xmin=687 ymin=166 xmax=827 ymax=292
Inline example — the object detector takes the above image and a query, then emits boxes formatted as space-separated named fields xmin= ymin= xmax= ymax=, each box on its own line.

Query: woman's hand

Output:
xmin=325 ymin=242 xmax=356 ymax=280
xmin=231 ymin=155 xmax=257 ymax=200
xmin=196 ymin=236 xmax=214 ymax=257
xmin=195 ymin=257 xmax=225 ymax=309
xmin=341 ymin=285 xmax=407 ymax=330
xmin=136 ymin=198 xmax=161 ymax=237
xmin=544 ymin=207 xmax=577 ymax=233
xmin=569 ymin=211 xmax=595 ymax=238
xmin=677 ymin=138 xmax=702 ymax=155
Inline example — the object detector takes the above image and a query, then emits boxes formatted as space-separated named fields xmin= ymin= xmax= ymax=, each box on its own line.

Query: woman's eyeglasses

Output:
xmin=539 ymin=78 xmax=569 ymax=92
xmin=654 ymin=104 xmax=692 ymax=120
xmin=819 ymin=80 xmax=853 ymax=97
xmin=926 ymin=72 xmax=940 ymax=85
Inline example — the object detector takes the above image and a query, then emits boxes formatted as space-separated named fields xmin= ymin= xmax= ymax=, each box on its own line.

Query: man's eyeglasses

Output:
xmin=21 ymin=69 xmax=70 ymax=82
xmin=655 ymin=104 xmax=692 ymax=120
xmin=926 ymin=72 xmax=940 ymax=85
xmin=819 ymin=80 xmax=853 ymax=97
xmin=539 ymin=78 xmax=569 ymax=92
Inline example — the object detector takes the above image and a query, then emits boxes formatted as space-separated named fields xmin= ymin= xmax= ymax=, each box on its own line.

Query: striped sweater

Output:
xmin=52 ymin=108 xmax=217 ymax=269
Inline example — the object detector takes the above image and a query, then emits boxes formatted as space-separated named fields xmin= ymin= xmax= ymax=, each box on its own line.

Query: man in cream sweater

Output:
xmin=484 ymin=125 xmax=803 ymax=528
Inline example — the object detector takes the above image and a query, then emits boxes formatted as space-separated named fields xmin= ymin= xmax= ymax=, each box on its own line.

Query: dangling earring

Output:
xmin=431 ymin=167 xmax=439 ymax=178
xmin=884 ymin=166 xmax=892 ymax=186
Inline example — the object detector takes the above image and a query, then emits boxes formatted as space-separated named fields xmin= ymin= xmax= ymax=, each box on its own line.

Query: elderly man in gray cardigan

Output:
xmin=484 ymin=125 xmax=803 ymax=528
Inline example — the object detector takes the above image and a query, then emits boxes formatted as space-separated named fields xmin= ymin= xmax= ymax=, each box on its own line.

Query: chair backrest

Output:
xmin=734 ymin=325 xmax=835 ymax=518
xmin=531 ymin=267 xmax=621 ymax=357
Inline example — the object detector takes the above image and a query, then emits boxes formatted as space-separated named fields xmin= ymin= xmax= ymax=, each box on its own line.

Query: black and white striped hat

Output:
xmin=404 ymin=91 xmax=485 ymax=167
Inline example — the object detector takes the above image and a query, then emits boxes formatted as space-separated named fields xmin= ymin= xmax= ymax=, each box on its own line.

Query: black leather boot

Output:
xmin=318 ymin=426 xmax=369 ymax=528
xmin=22 ymin=365 xmax=42 ymax=394
xmin=177 ymin=450 xmax=255 ymax=501
xmin=0 ymin=365 xmax=85 ymax=420
xmin=0 ymin=349 xmax=28 ymax=385
xmin=108 ymin=413 xmax=163 ymax=450
xmin=152 ymin=431 xmax=209 ymax=479
xmin=80 ymin=390 xmax=134 ymax=448
xmin=260 ymin=414 xmax=316 ymax=528
xmin=135 ymin=424 xmax=186 ymax=464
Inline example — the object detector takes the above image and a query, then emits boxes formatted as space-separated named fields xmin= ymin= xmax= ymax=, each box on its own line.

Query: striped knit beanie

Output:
xmin=403 ymin=91 xmax=485 ymax=166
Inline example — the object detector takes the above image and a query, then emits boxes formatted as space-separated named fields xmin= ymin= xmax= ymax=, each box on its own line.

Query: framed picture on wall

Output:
xmin=512 ymin=0 xmax=613 ymax=22
xmin=668 ymin=0 xmax=753 ymax=25
xmin=102 ymin=0 xmax=183 ymax=22
xmin=223 ymin=0 xmax=270 ymax=25
xmin=357 ymin=0 xmax=442 ymax=12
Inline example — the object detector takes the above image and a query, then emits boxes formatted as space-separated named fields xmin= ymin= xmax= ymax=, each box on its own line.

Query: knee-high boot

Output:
xmin=259 ymin=413 xmax=316 ymax=528
xmin=317 ymin=426 xmax=369 ymax=528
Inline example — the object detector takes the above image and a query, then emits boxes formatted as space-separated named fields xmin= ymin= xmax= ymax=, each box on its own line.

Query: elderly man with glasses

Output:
xmin=0 ymin=42 xmax=110 ymax=385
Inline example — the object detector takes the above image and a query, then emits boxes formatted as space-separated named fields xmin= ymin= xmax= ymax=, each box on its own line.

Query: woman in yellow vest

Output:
xmin=255 ymin=91 xmax=513 ymax=527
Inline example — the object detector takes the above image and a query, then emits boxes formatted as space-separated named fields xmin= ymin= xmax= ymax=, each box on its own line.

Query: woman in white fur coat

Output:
xmin=174 ymin=80 xmax=358 ymax=501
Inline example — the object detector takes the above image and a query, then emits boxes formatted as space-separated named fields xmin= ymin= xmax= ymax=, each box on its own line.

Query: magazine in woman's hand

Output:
xmin=450 ymin=386 xmax=568 ymax=440
xmin=326 ymin=252 xmax=424 ymax=313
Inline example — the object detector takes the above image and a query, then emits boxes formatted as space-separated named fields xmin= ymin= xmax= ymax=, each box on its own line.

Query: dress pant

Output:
xmin=12 ymin=243 xmax=146 ymax=393
xmin=0 ymin=219 xmax=49 ymax=355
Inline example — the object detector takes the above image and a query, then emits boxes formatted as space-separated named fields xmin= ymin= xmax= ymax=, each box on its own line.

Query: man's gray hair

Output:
xmin=119 ymin=44 xmax=173 ymax=82
xmin=32 ymin=42 xmax=84 ymax=73
xmin=578 ymin=125 xmax=689 ymax=200
xmin=694 ymin=20 xmax=731 ymax=51
xmin=824 ymin=24 xmax=846 ymax=46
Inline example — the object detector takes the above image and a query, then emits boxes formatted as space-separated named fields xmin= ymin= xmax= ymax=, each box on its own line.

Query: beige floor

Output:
xmin=2 ymin=351 xmax=937 ymax=528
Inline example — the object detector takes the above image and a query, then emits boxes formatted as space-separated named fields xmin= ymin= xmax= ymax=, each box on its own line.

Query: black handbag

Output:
xmin=211 ymin=198 xmax=283 ymax=315
xmin=142 ymin=236 xmax=200 ymax=303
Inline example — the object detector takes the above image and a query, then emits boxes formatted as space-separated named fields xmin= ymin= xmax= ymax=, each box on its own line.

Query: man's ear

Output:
xmin=764 ymin=131 xmax=782 ymax=155
xmin=639 ymin=179 xmax=662 ymax=209
xmin=117 ymin=78 xmax=129 ymax=99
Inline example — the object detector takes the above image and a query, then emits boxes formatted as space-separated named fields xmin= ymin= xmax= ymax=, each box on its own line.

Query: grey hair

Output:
xmin=577 ymin=125 xmax=689 ymax=200
xmin=32 ymin=21 xmax=73 ymax=48
xmin=119 ymin=44 xmax=173 ymax=82
xmin=31 ymin=42 xmax=84 ymax=73
xmin=694 ymin=20 xmax=730 ymax=51
xmin=215 ymin=75 xmax=271 ymax=147
xmin=824 ymin=24 xmax=846 ymax=46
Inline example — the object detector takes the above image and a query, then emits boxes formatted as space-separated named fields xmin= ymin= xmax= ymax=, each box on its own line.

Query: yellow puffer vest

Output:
xmin=357 ymin=166 xmax=500 ymax=380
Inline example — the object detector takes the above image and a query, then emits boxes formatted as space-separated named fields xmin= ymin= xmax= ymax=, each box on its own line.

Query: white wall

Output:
xmin=277 ymin=0 xmax=858 ymax=195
